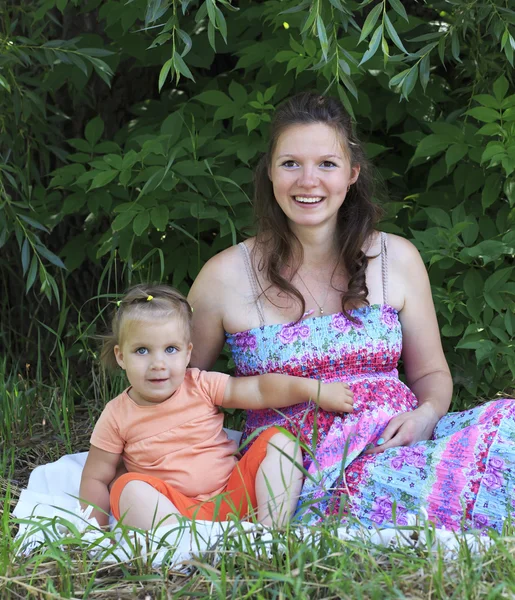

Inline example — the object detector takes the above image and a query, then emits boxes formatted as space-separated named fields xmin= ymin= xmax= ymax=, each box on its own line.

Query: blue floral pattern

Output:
xmin=226 ymin=305 xmax=515 ymax=531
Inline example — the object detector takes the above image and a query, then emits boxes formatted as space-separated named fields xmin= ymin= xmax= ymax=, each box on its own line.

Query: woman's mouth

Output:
xmin=293 ymin=196 xmax=324 ymax=205
xmin=148 ymin=378 xmax=168 ymax=384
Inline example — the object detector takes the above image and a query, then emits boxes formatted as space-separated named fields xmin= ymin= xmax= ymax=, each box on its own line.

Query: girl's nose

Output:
xmin=151 ymin=355 xmax=166 ymax=369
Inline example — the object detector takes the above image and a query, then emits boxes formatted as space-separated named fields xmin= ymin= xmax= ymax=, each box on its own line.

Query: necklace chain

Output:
xmin=296 ymin=272 xmax=330 ymax=315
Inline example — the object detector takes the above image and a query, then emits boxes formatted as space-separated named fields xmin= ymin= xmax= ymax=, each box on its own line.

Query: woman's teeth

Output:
xmin=294 ymin=196 xmax=323 ymax=204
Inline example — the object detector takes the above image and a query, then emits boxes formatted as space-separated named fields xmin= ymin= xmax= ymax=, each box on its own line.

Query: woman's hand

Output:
xmin=365 ymin=403 xmax=440 ymax=455
xmin=316 ymin=382 xmax=354 ymax=414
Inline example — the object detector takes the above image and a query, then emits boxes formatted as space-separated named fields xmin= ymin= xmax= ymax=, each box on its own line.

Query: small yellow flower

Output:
xmin=283 ymin=22 xmax=290 ymax=29
xmin=146 ymin=295 xmax=154 ymax=302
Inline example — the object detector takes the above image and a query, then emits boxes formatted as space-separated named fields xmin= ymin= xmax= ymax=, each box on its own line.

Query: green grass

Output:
xmin=2 ymin=368 xmax=515 ymax=599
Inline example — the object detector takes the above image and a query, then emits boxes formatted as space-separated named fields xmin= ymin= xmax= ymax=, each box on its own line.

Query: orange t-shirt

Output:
xmin=90 ymin=368 xmax=237 ymax=500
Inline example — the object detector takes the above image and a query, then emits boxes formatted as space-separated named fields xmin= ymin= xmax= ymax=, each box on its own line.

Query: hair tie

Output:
xmin=146 ymin=295 xmax=154 ymax=302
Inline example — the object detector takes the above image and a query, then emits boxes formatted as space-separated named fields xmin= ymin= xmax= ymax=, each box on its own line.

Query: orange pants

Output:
xmin=110 ymin=427 xmax=280 ymax=522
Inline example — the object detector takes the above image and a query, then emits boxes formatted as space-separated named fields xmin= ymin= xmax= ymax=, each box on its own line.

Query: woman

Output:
xmin=188 ymin=92 xmax=515 ymax=531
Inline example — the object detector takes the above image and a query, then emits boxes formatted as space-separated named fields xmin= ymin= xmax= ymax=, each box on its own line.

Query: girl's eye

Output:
xmin=165 ymin=346 xmax=177 ymax=354
xmin=281 ymin=160 xmax=298 ymax=168
xmin=135 ymin=347 xmax=148 ymax=355
xmin=321 ymin=160 xmax=337 ymax=168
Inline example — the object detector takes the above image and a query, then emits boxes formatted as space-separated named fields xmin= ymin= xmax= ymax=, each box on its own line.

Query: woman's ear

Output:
xmin=114 ymin=345 xmax=126 ymax=370
xmin=350 ymin=164 xmax=360 ymax=185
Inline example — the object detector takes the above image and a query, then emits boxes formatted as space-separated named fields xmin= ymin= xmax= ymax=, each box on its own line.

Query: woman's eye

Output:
xmin=281 ymin=160 xmax=298 ymax=168
xmin=136 ymin=348 xmax=148 ymax=355
xmin=321 ymin=161 xmax=337 ymax=168
xmin=165 ymin=346 xmax=177 ymax=354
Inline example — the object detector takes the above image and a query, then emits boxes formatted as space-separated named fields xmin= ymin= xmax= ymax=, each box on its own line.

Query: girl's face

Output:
xmin=114 ymin=316 xmax=192 ymax=406
xmin=269 ymin=122 xmax=360 ymax=233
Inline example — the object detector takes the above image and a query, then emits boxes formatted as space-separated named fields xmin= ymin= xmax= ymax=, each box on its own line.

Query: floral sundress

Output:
xmin=225 ymin=235 xmax=515 ymax=531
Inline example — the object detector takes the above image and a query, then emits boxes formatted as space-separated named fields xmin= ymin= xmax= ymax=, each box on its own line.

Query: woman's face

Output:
xmin=269 ymin=123 xmax=360 ymax=232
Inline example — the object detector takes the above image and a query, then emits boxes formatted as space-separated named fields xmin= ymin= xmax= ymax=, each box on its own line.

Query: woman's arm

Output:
xmin=223 ymin=374 xmax=354 ymax=413
xmin=79 ymin=445 xmax=121 ymax=527
xmin=188 ymin=250 xmax=233 ymax=370
xmin=367 ymin=235 xmax=453 ymax=453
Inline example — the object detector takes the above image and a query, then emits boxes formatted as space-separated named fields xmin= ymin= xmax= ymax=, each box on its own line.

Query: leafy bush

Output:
xmin=0 ymin=0 xmax=513 ymax=406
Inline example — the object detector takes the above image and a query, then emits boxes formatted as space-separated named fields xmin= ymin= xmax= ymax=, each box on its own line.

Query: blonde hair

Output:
xmin=101 ymin=284 xmax=192 ymax=371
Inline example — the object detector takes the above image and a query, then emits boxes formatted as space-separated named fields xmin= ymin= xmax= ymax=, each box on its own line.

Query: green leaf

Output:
xmin=473 ymin=94 xmax=502 ymax=110
xmin=466 ymin=107 xmax=501 ymax=123
xmin=451 ymin=30 xmax=461 ymax=63
xmin=445 ymin=143 xmax=468 ymax=171
xmin=89 ymin=169 xmax=118 ymax=190
xmin=359 ymin=25 xmax=383 ymax=65
xmin=158 ymin=58 xmax=173 ymax=91
xmin=384 ymin=13 xmax=409 ymax=55
xmin=21 ymin=238 xmax=30 ymax=275
xmin=425 ymin=207 xmax=451 ymax=229
xmin=151 ymin=205 xmax=169 ymax=231
xmin=26 ymin=254 xmax=38 ymax=292
xmin=427 ymin=157 xmax=447 ymax=189
xmin=194 ymin=90 xmax=231 ymax=106
xmin=19 ymin=214 xmax=49 ymax=233
xmin=112 ymin=211 xmax=135 ymax=232
xmin=133 ymin=211 xmax=151 ymax=236
xmin=358 ymin=3 xmax=382 ymax=44
xmin=388 ymin=0 xmax=408 ymax=22
xmin=493 ymin=75 xmax=509 ymax=102
xmin=481 ymin=142 xmax=506 ymax=164
xmin=0 ymin=74 xmax=12 ymax=93
xmin=35 ymin=244 xmax=66 ymax=269
xmin=389 ymin=68 xmax=411 ymax=88
xmin=442 ymin=323 xmax=464 ymax=337
xmin=484 ymin=267 xmax=513 ymax=293
xmin=463 ymin=269 xmax=483 ymax=298
xmin=316 ymin=15 xmax=329 ymax=60
xmin=419 ymin=54 xmax=430 ymax=91
xmin=103 ymin=154 xmax=123 ymax=170
xmin=173 ymin=51 xmax=195 ymax=81
xmin=401 ymin=64 xmax=418 ymax=98
xmin=482 ymin=173 xmax=502 ymax=212
xmin=414 ymin=135 xmax=451 ymax=159
xmin=85 ymin=116 xmax=104 ymax=146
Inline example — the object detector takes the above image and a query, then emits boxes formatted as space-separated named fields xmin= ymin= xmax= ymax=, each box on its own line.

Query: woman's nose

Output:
xmin=297 ymin=166 xmax=319 ymax=188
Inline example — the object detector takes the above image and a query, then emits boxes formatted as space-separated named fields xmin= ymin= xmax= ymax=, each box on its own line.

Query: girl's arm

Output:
xmin=222 ymin=373 xmax=354 ymax=413
xmin=79 ymin=445 xmax=121 ymax=527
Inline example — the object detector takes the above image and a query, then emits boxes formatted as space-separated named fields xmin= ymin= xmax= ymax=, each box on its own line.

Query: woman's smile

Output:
xmin=270 ymin=122 xmax=359 ymax=231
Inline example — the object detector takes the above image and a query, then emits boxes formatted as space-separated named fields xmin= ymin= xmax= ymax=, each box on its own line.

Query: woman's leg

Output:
xmin=255 ymin=432 xmax=303 ymax=526
xmin=118 ymin=480 xmax=181 ymax=529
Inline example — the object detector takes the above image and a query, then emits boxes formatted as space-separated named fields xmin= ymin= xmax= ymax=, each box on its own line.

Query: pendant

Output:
xmin=319 ymin=308 xmax=324 ymax=315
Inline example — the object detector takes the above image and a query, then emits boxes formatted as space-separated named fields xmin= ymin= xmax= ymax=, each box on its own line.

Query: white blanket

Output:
xmin=12 ymin=449 xmax=493 ymax=568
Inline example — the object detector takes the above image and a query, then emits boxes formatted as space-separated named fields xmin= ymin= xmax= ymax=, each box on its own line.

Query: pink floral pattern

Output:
xmin=226 ymin=304 xmax=515 ymax=532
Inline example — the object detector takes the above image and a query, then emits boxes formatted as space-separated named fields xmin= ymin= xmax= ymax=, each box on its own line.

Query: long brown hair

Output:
xmin=253 ymin=92 xmax=382 ymax=320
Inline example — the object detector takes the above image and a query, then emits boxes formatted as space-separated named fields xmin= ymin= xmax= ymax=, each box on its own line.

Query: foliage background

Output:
xmin=0 ymin=0 xmax=514 ymax=433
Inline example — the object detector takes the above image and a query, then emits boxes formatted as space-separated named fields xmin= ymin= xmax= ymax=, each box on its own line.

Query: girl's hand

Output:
xmin=315 ymin=382 xmax=354 ymax=413
xmin=365 ymin=403 xmax=440 ymax=455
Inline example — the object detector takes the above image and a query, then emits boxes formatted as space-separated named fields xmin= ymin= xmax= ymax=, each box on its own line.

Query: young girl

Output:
xmin=79 ymin=284 xmax=354 ymax=530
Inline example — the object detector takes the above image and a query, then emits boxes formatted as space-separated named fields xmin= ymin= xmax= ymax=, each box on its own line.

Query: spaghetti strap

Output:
xmin=380 ymin=231 xmax=388 ymax=305
xmin=238 ymin=242 xmax=266 ymax=327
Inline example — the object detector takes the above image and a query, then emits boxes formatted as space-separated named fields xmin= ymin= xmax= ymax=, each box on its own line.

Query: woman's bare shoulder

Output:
xmin=386 ymin=233 xmax=425 ymax=270
xmin=189 ymin=238 xmax=257 ymax=296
